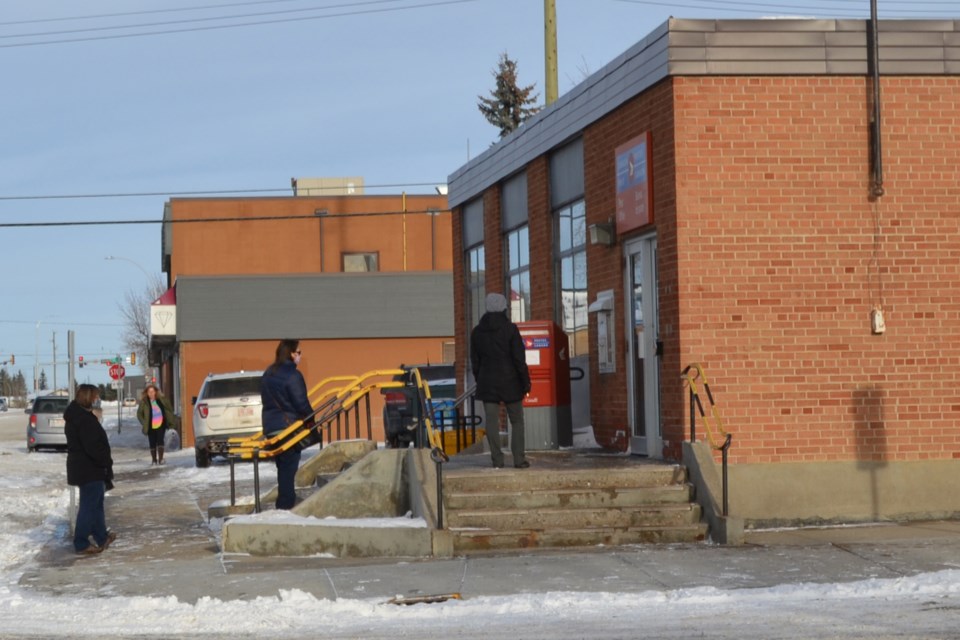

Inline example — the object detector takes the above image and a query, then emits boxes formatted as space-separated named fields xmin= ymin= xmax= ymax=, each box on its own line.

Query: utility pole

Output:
xmin=544 ymin=0 xmax=558 ymax=105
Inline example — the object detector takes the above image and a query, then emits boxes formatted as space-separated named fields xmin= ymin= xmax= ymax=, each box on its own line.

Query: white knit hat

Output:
xmin=485 ymin=293 xmax=509 ymax=313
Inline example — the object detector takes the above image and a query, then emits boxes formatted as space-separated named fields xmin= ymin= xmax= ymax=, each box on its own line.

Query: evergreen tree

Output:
xmin=13 ymin=371 xmax=27 ymax=404
xmin=477 ymin=52 xmax=541 ymax=138
xmin=38 ymin=370 xmax=48 ymax=391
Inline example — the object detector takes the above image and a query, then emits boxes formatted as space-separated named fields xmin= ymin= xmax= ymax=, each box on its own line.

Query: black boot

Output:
xmin=158 ymin=446 xmax=165 ymax=465
xmin=150 ymin=448 xmax=157 ymax=465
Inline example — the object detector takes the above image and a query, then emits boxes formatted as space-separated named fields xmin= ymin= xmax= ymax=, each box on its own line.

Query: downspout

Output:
xmin=868 ymin=0 xmax=884 ymax=198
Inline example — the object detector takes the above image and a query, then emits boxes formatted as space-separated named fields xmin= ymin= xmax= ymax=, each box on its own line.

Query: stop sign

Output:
xmin=109 ymin=364 xmax=126 ymax=380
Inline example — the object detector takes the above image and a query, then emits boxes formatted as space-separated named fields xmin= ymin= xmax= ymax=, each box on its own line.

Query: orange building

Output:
xmin=150 ymin=190 xmax=453 ymax=449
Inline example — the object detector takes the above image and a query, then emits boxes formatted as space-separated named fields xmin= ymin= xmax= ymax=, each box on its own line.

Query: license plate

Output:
xmin=50 ymin=418 xmax=65 ymax=428
xmin=237 ymin=407 xmax=254 ymax=417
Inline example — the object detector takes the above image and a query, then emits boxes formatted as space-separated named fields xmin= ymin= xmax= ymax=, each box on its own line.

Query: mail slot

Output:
xmin=517 ymin=321 xmax=572 ymax=450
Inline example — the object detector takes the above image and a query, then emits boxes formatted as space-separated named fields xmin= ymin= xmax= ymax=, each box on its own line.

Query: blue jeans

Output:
xmin=274 ymin=447 xmax=302 ymax=510
xmin=74 ymin=480 xmax=108 ymax=552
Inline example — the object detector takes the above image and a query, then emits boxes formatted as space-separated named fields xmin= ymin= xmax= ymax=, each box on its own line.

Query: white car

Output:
xmin=192 ymin=370 xmax=263 ymax=467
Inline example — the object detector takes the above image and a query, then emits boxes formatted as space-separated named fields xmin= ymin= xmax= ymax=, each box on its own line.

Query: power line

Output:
xmin=0 ymin=0 xmax=315 ymax=27
xmin=0 ymin=0 xmax=478 ymax=49
xmin=0 ymin=0 xmax=417 ymax=40
xmin=0 ymin=208 xmax=452 ymax=229
xmin=0 ymin=319 xmax=124 ymax=327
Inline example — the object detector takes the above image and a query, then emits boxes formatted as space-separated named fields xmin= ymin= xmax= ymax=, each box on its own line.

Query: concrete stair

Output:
xmin=442 ymin=464 xmax=707 ymax=553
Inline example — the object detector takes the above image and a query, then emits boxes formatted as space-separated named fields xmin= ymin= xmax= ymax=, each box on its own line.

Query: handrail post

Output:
xmin=435 ymin=455 xmax=444 ymax=529
xmin=365 ymin=394 xmax=372 ymax=440
xmin=354 ymin=401 xmax=360 ymax=439
xmin=430 ymin=448 xmax=448 ymax=529
xmin=229 ymin=458 xmax=236 ymax=506
xmin=253 ymin=449 xmax=261 ymax=513
xmin=689 ymin=387 xmax=697 ymax=442
xmin=722 ymin=434 xmax=732 ymax=517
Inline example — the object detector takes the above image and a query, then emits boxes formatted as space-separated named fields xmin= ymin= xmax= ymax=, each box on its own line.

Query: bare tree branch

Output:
xmin=117 ymin=274 xmax=166 ymax=373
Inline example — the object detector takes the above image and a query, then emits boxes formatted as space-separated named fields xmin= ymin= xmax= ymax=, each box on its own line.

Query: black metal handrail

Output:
xmin=681 ymin=363 xmax=733 ymax=517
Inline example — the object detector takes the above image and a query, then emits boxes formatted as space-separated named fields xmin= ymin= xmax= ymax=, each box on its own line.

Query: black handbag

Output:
xmin=296 ymin=416 xmax=322 ymax=450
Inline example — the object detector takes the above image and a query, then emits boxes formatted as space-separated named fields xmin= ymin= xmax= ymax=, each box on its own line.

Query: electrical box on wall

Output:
xmin=588 ymin=290 xmax=616 ymax=373
xmin=870 ymin=307 xmax=886 ymax=335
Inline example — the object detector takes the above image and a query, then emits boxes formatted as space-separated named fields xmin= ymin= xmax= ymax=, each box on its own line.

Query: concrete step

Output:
xmin=446 ymin=502 xmax=702 ymax=530
xmin=451 ymin=522 xmax=709 ymax=552
xmin=443 ymin=464 xmax=688 ymax=493
xmin=444 ymin=483 xmax=694 ymax=511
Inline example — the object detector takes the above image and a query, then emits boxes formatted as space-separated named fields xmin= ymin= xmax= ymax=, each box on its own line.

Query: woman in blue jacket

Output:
xmin=260 ymin=339 xmax=314 ymax=509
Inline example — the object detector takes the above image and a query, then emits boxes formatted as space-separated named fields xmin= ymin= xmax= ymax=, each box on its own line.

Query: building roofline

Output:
xmin=448 ymin=17 xmax=960 ymax=208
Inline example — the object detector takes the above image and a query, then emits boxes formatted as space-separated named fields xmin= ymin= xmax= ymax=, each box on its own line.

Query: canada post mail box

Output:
xmin=517 ymin=321 xmax=572 ymax=449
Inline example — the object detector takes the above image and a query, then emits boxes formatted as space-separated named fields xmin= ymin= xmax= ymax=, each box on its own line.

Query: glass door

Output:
xmin=625 ymin=235 xmax=661 ymax=457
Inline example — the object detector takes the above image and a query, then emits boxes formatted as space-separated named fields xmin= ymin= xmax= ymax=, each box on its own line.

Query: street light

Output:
xmin=104 ymin=255 xmax=151 ymax=279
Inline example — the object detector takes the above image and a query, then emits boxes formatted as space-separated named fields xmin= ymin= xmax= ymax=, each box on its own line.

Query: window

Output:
xmin=342 ymin=252 xmax=378 ymax=272
xmin=504 ymin=225 xmax=531 ymax=321
xmin=555 ymin=199 xmax=588 ymax=356
xmin=466 ymin=245 xmax=486 ymax=330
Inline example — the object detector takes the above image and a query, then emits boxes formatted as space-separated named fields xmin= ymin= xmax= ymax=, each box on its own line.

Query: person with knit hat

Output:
xmin=470 ymin=292 xmax=532 ymax=468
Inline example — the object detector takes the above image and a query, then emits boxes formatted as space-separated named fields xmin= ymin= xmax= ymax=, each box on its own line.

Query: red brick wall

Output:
xmin=673 ymin=75 xmax=960 ymax=465
xmin=527 ymin=157 xmax=556 ymax=323
xmin=483 ymin=187 xmax=504 ymax=296
xmin=583 ymin=80 xmax=679 ymax=453
xmin=452 ymin=205 xmax=466 ymax=389
xmin=170 ymin=195 xmax=451 ymax=279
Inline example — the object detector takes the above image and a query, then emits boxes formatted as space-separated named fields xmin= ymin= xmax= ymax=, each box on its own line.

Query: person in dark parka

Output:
xmin=470 ymin=292 xmax=532 ymax=468
xmin=260 ymin=339 xmax=315 ymax=510
xmin=65 ymin=384 xmax=116 ymax=555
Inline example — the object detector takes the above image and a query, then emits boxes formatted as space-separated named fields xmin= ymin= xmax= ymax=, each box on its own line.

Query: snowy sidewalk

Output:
xmin=17 ymin=438 xmax=960 ymax=606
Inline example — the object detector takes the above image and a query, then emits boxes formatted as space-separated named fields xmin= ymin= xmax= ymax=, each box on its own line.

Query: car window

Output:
xmin=35 ymin=398 xmax=70 ymax=413
xmin=202 ymin=376 xmax=262 ymax=400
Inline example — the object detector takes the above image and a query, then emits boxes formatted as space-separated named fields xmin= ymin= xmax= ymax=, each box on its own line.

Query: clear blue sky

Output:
xmin=0 ymin=0 xmax=950 ymax=388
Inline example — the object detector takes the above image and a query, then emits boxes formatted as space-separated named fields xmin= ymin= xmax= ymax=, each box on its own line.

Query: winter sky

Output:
xmin=1 ymin=0 xmax=955 ymax=387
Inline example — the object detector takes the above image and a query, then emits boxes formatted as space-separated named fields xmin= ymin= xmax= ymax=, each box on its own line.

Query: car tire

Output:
xmin=195 ymin=447 xmax=210 ymax=468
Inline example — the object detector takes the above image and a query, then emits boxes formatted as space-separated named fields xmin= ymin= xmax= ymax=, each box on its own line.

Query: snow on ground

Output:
xmin=0 ymin=408 xmax=958 ymax=639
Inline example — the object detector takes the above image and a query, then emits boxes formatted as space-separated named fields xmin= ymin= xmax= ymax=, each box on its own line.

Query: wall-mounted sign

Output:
xmin=615 ymin=131 xmax=653 ymax=233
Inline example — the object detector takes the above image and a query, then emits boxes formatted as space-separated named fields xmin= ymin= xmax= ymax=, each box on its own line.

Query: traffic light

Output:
xmin=79 ymin=356 xmax=84 ymax=368
xmin=130 ymin=352 xmax=136 ymax=365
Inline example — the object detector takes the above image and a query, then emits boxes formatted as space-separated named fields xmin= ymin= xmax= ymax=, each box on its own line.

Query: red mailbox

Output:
xmin=517 ymin=321 xmax=573 ymax=449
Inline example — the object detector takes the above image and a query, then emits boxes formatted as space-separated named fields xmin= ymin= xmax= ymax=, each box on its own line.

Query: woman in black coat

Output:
xmin=470 ymin=293 xmax=532 ymax=469
xmin=65 ymin=384 xmax=116 ymax=555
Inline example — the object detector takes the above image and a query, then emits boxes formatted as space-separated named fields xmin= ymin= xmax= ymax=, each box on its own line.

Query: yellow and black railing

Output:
xmin=681 ymin=363 xmax=733 ymax=516
xmin=219 ymin=367 xmax=463 ymax=514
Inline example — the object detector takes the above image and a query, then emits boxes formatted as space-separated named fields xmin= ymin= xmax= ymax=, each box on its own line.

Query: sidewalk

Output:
xmin=19 ymin=447 xmax=960 ymax=606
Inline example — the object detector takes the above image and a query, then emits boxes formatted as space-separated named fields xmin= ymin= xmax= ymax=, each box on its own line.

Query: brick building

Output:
xmin=150 ymin=188 xmax=453 ymax=450
xmin=448 ymin=19 xmax=960 ymax=525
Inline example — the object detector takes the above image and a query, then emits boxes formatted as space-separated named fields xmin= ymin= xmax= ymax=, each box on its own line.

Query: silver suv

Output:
xmin=26 ymin=394 xmax=71 ymax=452
xmin=192 ymin=370 xmax=263 ymax=467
